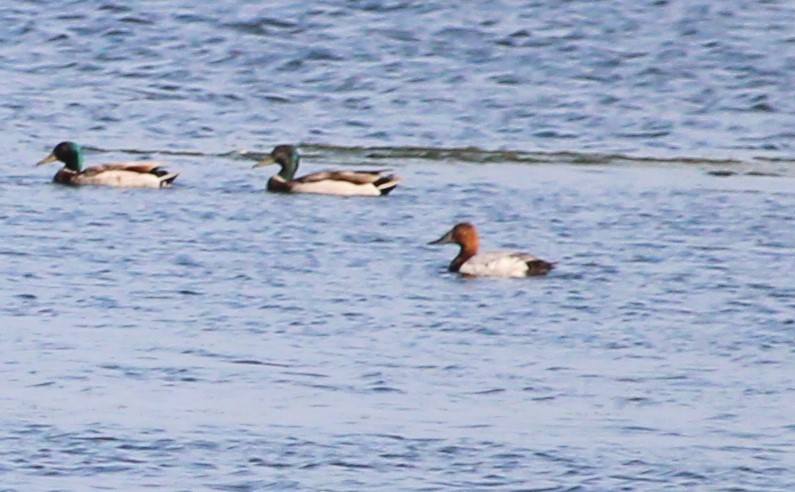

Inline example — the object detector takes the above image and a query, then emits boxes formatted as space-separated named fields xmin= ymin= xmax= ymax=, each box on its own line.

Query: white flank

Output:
xmin=458 ymin=251 xmax=538 ymax=278
xmin=80 ymin=170 xmax=170 ymax=188
xmin=291 ymin=179 xmax=382 ymax=196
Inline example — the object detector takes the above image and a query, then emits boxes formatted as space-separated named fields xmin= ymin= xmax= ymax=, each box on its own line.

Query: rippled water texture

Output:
xmin=3 ymin=157 xmax=794 ymax=490
xmin=2 ymin=0 xmax=794 ymax=161
xmin=1 ymin=1 xmax=794 ymax=490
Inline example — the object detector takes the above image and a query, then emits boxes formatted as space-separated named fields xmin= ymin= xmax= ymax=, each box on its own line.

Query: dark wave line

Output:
xmin=84 ymin=143 xmax=795 ymax=173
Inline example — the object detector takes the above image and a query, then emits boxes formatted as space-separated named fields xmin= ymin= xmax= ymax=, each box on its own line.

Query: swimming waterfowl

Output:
xmin=37 ymin=141 xmax=179 ymax=188
xmin=429 ymin=222 xmax=555 ymax=278
xmin=253 ymin=145 xmax=400 ymax=196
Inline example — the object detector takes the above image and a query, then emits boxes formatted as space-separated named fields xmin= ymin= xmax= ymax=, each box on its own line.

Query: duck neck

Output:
xmin=450 ymin=244 xmax=477 ymax=272
xmin=64 ymin=150 xmax=85 ymax=172
xmin=277 ymin=154 xmax=299 ymax=180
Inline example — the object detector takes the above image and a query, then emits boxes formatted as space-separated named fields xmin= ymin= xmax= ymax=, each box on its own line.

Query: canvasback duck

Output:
xmin=37 ymin=141 xmax=178 ymax=188
xmin=253 ymin=145 xmax=400 ymax=196
xmin=429 ymin=222 xmax=555 ymax=277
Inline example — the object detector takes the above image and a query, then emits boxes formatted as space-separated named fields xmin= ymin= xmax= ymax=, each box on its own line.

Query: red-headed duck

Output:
xmin=429 ymin=222 xmax=555 ymax=277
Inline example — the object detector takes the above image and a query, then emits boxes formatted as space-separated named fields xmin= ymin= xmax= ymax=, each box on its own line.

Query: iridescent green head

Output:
xmin=37 ymin=141 xmax=85 ymax=172
xmin=253 ymin=144 xmax=300 ymax=180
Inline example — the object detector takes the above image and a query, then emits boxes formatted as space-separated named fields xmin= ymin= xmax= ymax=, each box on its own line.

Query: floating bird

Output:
xmin=253 ymin=145 xmax=400 ymax=196
xmin=429 ymin=222 xmax=555 ymax=277
xmin=37 ymin=141 xmax=178 ymax=188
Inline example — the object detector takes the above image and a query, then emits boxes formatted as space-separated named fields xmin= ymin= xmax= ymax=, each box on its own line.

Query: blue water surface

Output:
xmin=1 ymin=1 xmax=794 ymax=490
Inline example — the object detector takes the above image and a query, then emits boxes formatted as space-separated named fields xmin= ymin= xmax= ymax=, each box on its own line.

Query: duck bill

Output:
xmin=428 ymin=230 xmax=455 ymax=245
xmin=36 ymin=152 xmax=59 ymax=166
xmin=252 ymin=156 xmax=276 ymax=169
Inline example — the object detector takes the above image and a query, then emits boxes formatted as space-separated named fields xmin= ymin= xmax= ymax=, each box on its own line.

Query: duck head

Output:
xmin=429 ymin=222 xmax=481 ymax=273
xmin=37 ymin=141 xmax=85 ymax=172
xmin=429 ymin=222 xmax=480 ymax=252
xmin=253 ymin=144 xmax=300 ymax=180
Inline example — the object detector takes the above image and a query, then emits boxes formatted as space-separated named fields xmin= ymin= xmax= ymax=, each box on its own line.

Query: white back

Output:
xmin=459 ymin=251 xmax=538 ymax=278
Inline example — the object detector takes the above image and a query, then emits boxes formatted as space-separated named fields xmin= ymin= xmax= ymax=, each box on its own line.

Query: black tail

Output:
xmin=526 ymin=259 xmax=555 ymax=276
xmin=157 ymin=171 xmax=180 ymax=188
xmin=374 ymin=175 xmax=400 ymax=196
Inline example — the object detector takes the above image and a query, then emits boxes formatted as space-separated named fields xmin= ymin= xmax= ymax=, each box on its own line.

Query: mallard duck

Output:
xmin=253 ymin=145 xmax=400 ymax=196
xmin=36 ymin=141 xmax=179 ymax=188
xmin=429 ymin=222 xmax=555 ymax=277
